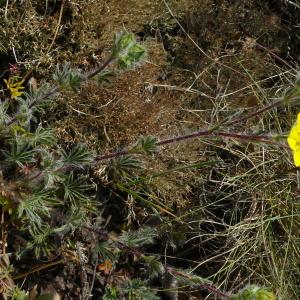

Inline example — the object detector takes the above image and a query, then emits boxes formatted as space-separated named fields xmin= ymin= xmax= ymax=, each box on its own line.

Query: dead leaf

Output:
xmin=98 ymin=259 xmax=113 ymax=275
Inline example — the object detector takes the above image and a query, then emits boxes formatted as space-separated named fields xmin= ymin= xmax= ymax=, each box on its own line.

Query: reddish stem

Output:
xmin=200 ymin=283 xmax=230 ymax=299
xmin=95 ymin=130 xmax=278 ymax=162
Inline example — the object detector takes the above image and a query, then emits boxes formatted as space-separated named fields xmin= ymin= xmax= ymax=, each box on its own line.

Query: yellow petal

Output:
xmin=294 ymin=150 xmax=300 ymax=167
xmin=288 ymin=126 xmax=299 ymax=150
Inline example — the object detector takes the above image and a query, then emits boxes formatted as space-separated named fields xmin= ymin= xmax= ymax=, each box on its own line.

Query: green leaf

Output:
xmin=60 ymin=144 xmax=94 ymax=169
xmin=53 ymin=63 xmax=83 ymax=91
xmin=103 ymin=286 xmax=119 ymax=300
xmin=16 ymin=98 xmax=34 ymax=127
xmin=10 ymin=287 xmax=28 ymax=300
xmin=2 ymin=139 xmax=36 ymax=167
xmin=67 ymin=205 xmax=90 ymax=228
xmin=0 ymin=100 xmax=11 ymax=126
xmin=27 ymin=224 xmax=54 ymax=257
xmin=169 ymin=267 xmax=208 ymax=286
xmin=109 ymin=156 xmax=142 ymax=178
xmin=230 ymin=285 xmax=275 ymax=300
xmin=53 ymin=206 xmax=89 ymax=235
xmin=124 ymin=279 xmax=159 ymax=300
xmin=30 ymin=126 xmax=57 ymax=147
xmin=95 ymin=70 xmax=115 ymax=85
xmin=142 ymin=255 xmax=163 ymax=279
xmin=131 ymin=136 xmax=157 ymax=155
xmin=18 ymin=190 xmax=60 ymax=228
xmin=58 ymin=172 xmax=93 ymax=205
xmin=119 ymin=227 xmax=157 ymax=248
xmin=95 ymin=241 xmax=116 ymax=261
xmin=24 ymin=83 xmax=58 ymax=112
xmin=112 ymin=32 xmax=145 ymax=69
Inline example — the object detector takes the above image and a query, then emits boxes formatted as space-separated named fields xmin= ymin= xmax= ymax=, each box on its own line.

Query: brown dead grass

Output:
xmin=1 ymin=0 xmax=294 ymax=209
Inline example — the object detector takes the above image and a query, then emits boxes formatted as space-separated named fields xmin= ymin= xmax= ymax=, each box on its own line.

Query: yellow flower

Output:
xmin=4 ymin=76 xmax=24 ymax=100
xmin=288 ymin=112 xmax=300 ymax=166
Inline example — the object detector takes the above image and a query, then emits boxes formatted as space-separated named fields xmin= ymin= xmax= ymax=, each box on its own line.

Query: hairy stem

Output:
xmin=95 ymin=130 xmax=280 ymax=162
xmin=5 ymin=55 xmax=114 ymax=127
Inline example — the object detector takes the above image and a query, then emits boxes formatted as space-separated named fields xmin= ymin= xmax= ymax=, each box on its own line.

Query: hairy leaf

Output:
xmin=119 ymin=227 xmax=157 ymax=247
xmin=53 ymin=63 xmax=83 ymax=91
xmin=58 ymin=172 xmax=93 ymax=206
xmin=142 ymin=255 xmax=163 ymax=279
xmin=112 ymin=32 xmax=145 ymax=69
xmin=29 ymin=126 xmax=57 ymax=147
xmin=95 ymin=70 xmax=115 ymax=85
xmin=2 ymin=139 xmax=36 ymax=167
xmin=18 ymin=190 xmax=60 ymax=228
xmin=124 ymin=279 xmax=159 ymax=300
xmin=60 ymin=144 xmax=94 ymax=169
xmin=131 ymin=136 xmax=157 ymax=155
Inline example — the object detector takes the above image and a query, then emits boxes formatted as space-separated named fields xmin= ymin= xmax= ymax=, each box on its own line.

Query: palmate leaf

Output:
xmin=0 ymin=100 xmax=11 ymax=126
xmin=52 ymin=206 xmax=89 ymax=235
xmin=27 ymin=224 xmax=54 ymax=257
xmin=169 ymin=267 xmax=208 ymax=286
xmin=231 ymin=285 xmax=276 ymax=300
xmin=142 ymin=255 xmax=163 ymax=279
xmin=2 ymin=139 xmax=36 ymax=167
xmin=10 ymin=287 xmax=28 ymax=300
xmin=18 ymin=190 xmax=60 ymax=228
xmin=109 ymin=156 xmax=143 ymax=179
xmin=124 ymin=279 xmax=159 ymax=300
xmin=29 ymin=126 xmax=57 ymax=147
xmin=67 ymin=205 xmax=90 ymax=228
xmin=131 ymin=136 xmax=157 ymax=155
xmin=95 ymin=70 xmax=115 ymax=85
xmin=115 ymin=156 xmax=142 ymax=170
xmin=16 ymin=98 xmax=35 ymax=127
xmin=95 ymin=241 xmax=116 ymax=261
xmin=33 ymin=149 xmax=63 ymax=189
xmin=119 ymin=227 xmax=157 ymax=248
xmin=103 ymin=286 xmax=119 ymax=300
xmin=53 ymin=63 xmax=83 ymax=91
xmin=24 ymin=83 xmax=57 ymax=112
xmin=58 ymin=172 xmax=93 ymax=205
xmin=60 ymin=144 xmax=94 ymax=169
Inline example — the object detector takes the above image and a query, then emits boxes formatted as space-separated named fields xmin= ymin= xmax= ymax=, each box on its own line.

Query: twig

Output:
xmin=85 ymin=255 xmax=98 ymax=300
xmin=12 ymin=47 xmax=19 ymax=64
xmin=286 ymin=0 xmax=300 ymax=10
xmin=46 ymin=0 xmax=66 ymax=55
xmin=12 ymin=258 xmax=65 ymax=280
xmin=4 ymin=0 xmax=9 ymax=21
